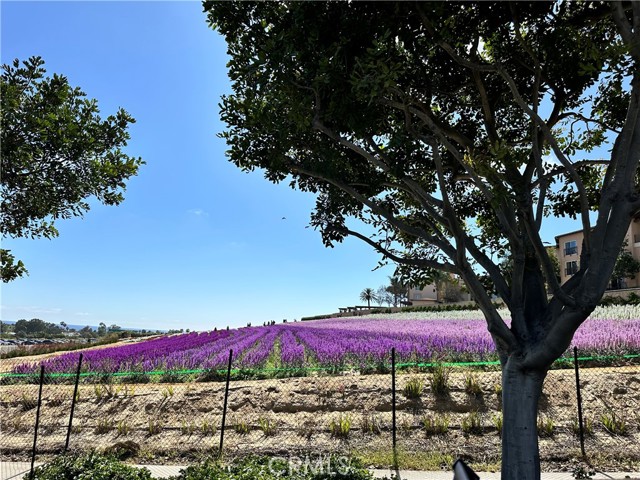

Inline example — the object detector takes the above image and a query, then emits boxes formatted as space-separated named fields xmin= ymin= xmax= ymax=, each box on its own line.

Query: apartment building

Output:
xmin=407 ymin=283 xmax=439 ymax=306
xmin=407 ymin=278 xmax=472 ymax=306
xmin=555 ymin=219 xmax=640 ymax=287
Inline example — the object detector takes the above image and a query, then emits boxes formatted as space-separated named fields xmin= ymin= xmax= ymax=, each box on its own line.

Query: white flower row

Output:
xmin=357 ymin=304 xmax=640 ymax=321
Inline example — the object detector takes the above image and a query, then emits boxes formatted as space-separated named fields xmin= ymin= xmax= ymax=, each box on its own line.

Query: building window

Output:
xmin=565 ymin=261 xmax=579 ymax=276
xmin=413 ymin=293 xmax=421 ymax=300
xmin=564 ymin=240 xmax=578 ymax=256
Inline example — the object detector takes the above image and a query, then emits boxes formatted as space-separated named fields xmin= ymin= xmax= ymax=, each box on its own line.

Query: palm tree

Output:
xmin=359 ymin=288 xmax=377 ymax=308
xmin=387 ymin=276 xmax=408 ymax=307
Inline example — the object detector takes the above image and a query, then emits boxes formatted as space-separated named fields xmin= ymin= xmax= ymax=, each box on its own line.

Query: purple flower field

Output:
xmin=10 ymin=311 xmax=640 ymax=375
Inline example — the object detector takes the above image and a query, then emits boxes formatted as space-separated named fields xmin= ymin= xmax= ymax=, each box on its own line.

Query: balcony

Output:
xmin=565 ymin=265 xmax=579 ymax=276
xmin=564 ymin=246 xmax=578 ymax=256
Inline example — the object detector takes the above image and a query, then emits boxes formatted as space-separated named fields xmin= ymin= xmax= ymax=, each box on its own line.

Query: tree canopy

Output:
xmin=207 ymin=2 xmax=639 ymax=478
xmin=1 ymin=57 xmax=143 ymax=281
xmin=14 ymin=318 xmax=63 ymax=337
xmin=207 ymin=0 xmax=638 ymax=362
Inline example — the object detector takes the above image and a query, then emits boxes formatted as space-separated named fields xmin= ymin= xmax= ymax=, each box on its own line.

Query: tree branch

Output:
xmin=290 ymin=163 xmax=456 ymax=256
xmin=612 ymin=1 xmax=640 ymax=63
xmin=497 ymin=65 xmax=593 ymax=253
xmin=338 ymin=226 xmax=458 ymax=273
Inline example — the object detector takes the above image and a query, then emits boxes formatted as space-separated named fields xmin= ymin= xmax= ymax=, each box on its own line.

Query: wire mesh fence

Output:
xmin=1 ymin=349 xmax=639 ymax=474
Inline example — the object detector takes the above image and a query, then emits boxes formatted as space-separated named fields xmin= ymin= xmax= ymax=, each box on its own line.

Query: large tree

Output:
xmin=206 ymin=2 xmax=640 ymax=479
xmin=1 ymin=57 xmax=143 ymax=281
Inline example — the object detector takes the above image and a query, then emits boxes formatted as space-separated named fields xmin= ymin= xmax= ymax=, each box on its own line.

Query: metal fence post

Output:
xmin=219 ymin=349 xmax=233 ymax=457
xmin=30 ymin=365 xmax=46 ymax=479
xmin=391 ymin=347 xmax=397 ymax=451
xmin=65 ymin=353 xmax=83 ymax=452
xmin=573 ymin=346 xmax=586 ymax=457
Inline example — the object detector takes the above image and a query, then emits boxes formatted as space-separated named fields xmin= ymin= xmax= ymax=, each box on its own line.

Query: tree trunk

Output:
xmin=501 ymin=357 xmax=547 ymax=480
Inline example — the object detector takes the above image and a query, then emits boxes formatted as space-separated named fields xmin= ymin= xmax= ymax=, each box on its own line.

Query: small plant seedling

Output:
xmin=94 ymin=385 xmax=103 ymax=401
xmin=494 ymin=383 xmax=503 ymax=395
xmin=162 ymin=386 xmax=174 ymax=400
xmin=361 ymin=412 xmax=382 ymax=435
xmin=601 ymin=409 xmax=627 ymax=435
xmin=48 ymin=396 xmax=64 ymax=407
xmin=19 ymin=393 xmax=37 ymax=411
xmin=116 ymin=420 xmax=131 ymax=435
xmin=12 ymin=416 xmax=28 ymax=432
xmin=329 ymin=414 xmax=352 ymax=439
xmin=95 ymin=418 xmax=115 ymax=434
xmin=234 ymin=420 xmax=250 ymax=435
xmin=181 ymin=420 xmax=196 ymax=435
xmin=200 ymin=420 xmax=215 ymax=436
xmin=148 ymin=418 xmax=162 ymax=435
xmin=258 ymin=417 xmax=278 ymax=436
xmin=461 ymin=411 xmax=482 ymax=434
xmin=464 ymin=373 xmax=482 ymax=396
xmin=571 ymin=416 xmax=594 ymax=436
xmin=492 ymin=414 xmax=503 ymax=437
xmin=537 ymin=416 xmax=555 ymax=437
xmin=422 ymin=414 xmax=449 ymax=435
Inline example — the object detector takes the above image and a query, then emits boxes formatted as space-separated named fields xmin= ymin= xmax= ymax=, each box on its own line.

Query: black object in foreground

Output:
xmin=453 ymin=459 xmax=480 ymax=480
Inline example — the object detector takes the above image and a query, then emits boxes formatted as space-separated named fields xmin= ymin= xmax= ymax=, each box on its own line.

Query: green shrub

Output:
xmin=464 ymin=373 xmax=482 ymax=396
xmin=429 ymin=365 xmax=450 ymax=396
xmin=421 ymin=414 xmax=449 ymax=435
xmin=461 ymin=411 xmax=482 ymax=434
xmin=403 ymin=377 xmax=424 ymax=399
xmin=170 ymin=455 xmax=375 ymax=480
xmin=104 ymin=441 xmax=141 ymax=460
xmin=28 ymin=452 xmax=152 ymax=480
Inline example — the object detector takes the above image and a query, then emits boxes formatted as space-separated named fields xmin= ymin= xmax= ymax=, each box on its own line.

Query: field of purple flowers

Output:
xmin=10 ymin=306 xmax=640 ymax=375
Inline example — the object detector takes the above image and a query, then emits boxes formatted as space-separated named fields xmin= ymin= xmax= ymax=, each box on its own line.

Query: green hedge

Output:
xmin=27 ymin=453 xmax=383 ymax=480
xmin=28 ymin=452 xmax=152 ymax=480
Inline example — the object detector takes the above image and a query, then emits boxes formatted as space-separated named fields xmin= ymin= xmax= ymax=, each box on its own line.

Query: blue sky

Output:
xmin=1 ymin=2 xmax=584 ymax=331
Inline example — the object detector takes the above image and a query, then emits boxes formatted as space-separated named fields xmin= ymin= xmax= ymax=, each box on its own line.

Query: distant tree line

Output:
xmin=0 ymin=318 xmax=173 ymax=339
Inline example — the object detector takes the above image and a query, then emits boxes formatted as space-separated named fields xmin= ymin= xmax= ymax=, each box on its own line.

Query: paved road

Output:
xmin=2 ymin=462 xmax=639 ymax=480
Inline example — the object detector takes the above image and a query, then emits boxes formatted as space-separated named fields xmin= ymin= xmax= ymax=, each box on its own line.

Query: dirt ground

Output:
xmin=1 ymin=366 xmax=639 ymax=472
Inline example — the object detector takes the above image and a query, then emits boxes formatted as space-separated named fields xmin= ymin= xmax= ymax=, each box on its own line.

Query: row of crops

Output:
xmin=9 ymin=305 xmax=640 ymax=375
